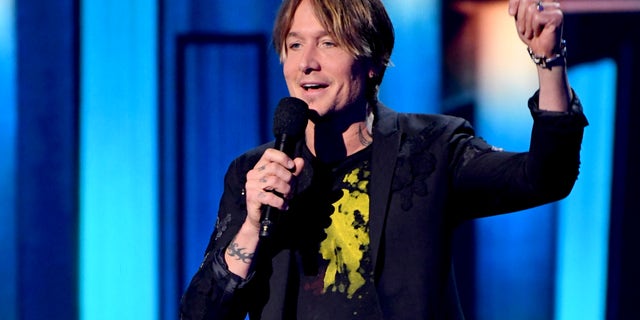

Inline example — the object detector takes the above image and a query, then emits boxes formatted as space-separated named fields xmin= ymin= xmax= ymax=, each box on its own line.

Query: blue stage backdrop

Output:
xmin=0 ymin=0 xmax=17 ymax=318
xmin=80 ymin=1 xmax=158 ymax=319
xmin=3 ymin=1 xmax=633 ymax=319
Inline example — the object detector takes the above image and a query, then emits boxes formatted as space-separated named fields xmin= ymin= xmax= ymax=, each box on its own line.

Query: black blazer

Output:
xmin=180 ymin=94 xmax=588 ymax=319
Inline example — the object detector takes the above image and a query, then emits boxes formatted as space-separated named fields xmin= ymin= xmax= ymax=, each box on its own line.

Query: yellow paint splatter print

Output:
xmin=319 ymin=167 xmax=370 ymax=298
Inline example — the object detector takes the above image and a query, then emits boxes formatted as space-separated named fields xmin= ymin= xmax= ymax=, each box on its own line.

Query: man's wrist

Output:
xmin=528 ymin=39 xmax=567 ymax=69
xmin=240 ymin=217 xmax=261 ymax=237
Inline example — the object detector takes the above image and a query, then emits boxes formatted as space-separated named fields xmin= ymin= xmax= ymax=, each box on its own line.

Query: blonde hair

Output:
xmin=272 ymin=0 xmax=395 ymax=100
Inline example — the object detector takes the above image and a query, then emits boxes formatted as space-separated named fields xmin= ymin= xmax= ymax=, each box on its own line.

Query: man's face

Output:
xmin=283 ymin=0 xmax=372 ymax=119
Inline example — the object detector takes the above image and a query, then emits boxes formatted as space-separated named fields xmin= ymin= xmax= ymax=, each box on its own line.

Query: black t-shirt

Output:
xmin=293 ymin=146 xmax=383 ymax=319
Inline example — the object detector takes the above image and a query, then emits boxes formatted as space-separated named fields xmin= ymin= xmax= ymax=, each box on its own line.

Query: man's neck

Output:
xmin=305 ymin=120 xmax=371 ymax=164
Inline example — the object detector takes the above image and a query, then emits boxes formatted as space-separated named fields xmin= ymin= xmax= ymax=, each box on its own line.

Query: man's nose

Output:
xmin=298 ymin=46 xmax=320 ymax=74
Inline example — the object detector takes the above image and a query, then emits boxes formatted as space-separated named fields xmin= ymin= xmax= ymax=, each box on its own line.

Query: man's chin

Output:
xmin=307 ymin=108 xmax=325 ymax=123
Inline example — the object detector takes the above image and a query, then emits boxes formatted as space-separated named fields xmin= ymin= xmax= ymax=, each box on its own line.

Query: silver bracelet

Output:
xmin=527 ymin=39 xmax=567 ymax=69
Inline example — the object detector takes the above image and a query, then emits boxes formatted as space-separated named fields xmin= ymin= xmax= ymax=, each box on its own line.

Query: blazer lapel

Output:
xmin=369 ymin=103 xmax=401 ymax=273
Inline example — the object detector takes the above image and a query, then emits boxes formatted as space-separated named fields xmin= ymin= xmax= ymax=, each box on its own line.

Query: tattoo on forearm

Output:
xmin=227 ymin=242 xmax=254 ymax=264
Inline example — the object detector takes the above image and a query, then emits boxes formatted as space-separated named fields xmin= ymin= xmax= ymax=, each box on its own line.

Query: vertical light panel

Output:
xmin=180 ymin=41 xmax=265 ymax=288
xmin=472 ymin=3 xmax=555 ymax=319
xmin=80 ymin=1 xmax=158 ymax=319
xmin=0 ymin=0 xmax=16 ymax=318
xmin=381 ymin=0 xmax=441 ymax=113
xmin=555 ymin=59 xmax=616 ymax=320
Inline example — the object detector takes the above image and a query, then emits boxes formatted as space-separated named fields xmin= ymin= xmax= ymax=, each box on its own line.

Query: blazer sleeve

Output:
xmin=449 ymin=90 xmax=588 ymax=219
xmin=179 ymin=156 xmax=256 ymax=320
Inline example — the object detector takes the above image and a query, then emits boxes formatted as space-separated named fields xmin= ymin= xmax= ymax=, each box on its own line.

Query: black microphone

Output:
xmin=260 ymin=97 xmax=309 ymax=238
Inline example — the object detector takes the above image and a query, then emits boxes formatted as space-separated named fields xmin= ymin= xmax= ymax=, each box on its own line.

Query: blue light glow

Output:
xmin=555 ymin=59 xmax=616 ymax=320
xmin=473 ymin=12 xmax=555 ymax=316
xmin=380 ymin=0 xmax=441 ymax=113
xmin=0 ymin=0 xmax=17 ymax=318
xmin=474 ymin=205 xmax=556 ymax=319
xmin=79 ymin=1 xmax=158 ymax=319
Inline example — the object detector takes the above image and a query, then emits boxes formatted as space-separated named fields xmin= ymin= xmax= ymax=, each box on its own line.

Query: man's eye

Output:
xmin=321 ymin=41 xmax=336 ymax=48
xmin=288 ymin=42 xmax=302 ymax=50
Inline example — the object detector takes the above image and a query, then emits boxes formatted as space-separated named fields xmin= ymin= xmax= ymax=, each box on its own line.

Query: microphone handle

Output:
xmin=259 ymin=206 xmax=275 ymax=238
xmin=259 ymin=134 xmax=296 ymax=238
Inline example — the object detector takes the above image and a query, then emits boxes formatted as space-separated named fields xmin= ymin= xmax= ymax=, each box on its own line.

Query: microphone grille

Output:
xmin=273 ymin=97 xmax=309 ymax=138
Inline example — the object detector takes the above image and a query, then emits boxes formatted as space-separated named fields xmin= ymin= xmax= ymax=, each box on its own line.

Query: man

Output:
xmin=180 ymin=0 xmax=588 ymax=318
